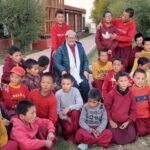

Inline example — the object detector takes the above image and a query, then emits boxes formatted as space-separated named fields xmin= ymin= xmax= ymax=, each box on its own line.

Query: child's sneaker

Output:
xmin=77 ymin=143 xmax=88 ymax=150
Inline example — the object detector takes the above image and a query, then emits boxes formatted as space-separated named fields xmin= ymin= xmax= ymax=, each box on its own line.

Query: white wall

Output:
xmin=65 ymin=0 xmax=96 ymax=33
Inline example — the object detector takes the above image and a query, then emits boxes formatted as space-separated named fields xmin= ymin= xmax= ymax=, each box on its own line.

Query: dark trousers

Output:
xmin=73 ymin=75 xmax=90 ymax=102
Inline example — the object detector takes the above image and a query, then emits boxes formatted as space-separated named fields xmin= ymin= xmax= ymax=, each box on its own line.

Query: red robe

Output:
xmin=28 ymin=89 xmax=57 ymax=124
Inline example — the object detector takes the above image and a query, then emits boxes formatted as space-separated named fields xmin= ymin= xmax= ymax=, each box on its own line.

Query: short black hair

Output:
xmin=38 ymin=56 xmax=49 ymax=67
xmin=103 ymin=11 xmax=112 ymax=18
xmin=134 ymin=33 xmax=144 ymax=41
xmin=24 ymin=59 xmax=38 ymax=70
xmin=61 ymin=73 xmax=74 ymax=82
xmin=112 ymin=57 xmax=124 ymax=65
xmin=8 ymin=45 xmax=21 ymax=55
xmin=41 ymin=72 xmax=55 ymax=83
xmin=115 ymin=71 xmax=129 ymax=81
xmin=133 ymin=68 xmax=147 ymax=77
xmin=125 ymin=8 xmax=134 ymax=17
xmin=88 ymin=88 xmax=102 ymax=102
xmin=55 ymin=9 xmax=64 ymax=17
xmin=99 ymin=48 xmax=108 ymax=55
xmin=16 ymin=100 xmax=35 ymax=115
xmin=143 ymin=37 xmax=150 ymax=45
xmin=137 ymin=57 xmax=149 ymax=66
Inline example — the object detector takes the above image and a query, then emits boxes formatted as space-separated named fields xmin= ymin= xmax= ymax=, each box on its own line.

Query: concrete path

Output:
xmin=0 ymin=34 xmax=96 ymax=78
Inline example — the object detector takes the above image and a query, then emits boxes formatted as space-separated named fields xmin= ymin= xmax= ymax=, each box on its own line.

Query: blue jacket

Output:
xmin=54 ymin=41 xmax=89 ymax=75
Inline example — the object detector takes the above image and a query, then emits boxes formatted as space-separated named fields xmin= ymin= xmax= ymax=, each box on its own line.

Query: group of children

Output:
xmin=0 ymin=7 xmax=150 ymax=150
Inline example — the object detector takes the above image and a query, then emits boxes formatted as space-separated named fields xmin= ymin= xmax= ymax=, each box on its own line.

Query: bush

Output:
xmin=0 ymin=0 xmax=44 ymax=49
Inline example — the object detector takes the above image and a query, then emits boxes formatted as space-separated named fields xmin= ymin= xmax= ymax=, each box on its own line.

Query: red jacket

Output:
xmin=104 ymin=87 xmax=136 ymax=123
xmin=51 ymin=22 xmax=70 ymax=52
xmin=11 ymin=117 xmax=55 ymax=150
xmin=129 ymin=46 xmax=143 ymax=67
xmin=1 ymin=55 xmax=25 ymax=84
xmin=102 ymin=71 xmax=116 ymax=99
xmin=28 ymin=89 xmax=57 ymax=124
xmin=95 ymin=22 xmax=118 ymax=51
xmin=131 ymin=85 xmax=150 ymax=118
xmin=112 ymin=18 xmax=136 ymax=47
xmin=2 ymin=83 xmax=29 ymax=110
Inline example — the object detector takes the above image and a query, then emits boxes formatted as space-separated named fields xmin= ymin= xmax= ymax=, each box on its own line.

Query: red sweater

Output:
xmin=112 ymin=18 xmax=136 ymax=47
xmin=95 ymin=22 xmax=118 ymax=51
xmin=131 ymin=85 xmax=150 ymax=118
xmin=130 ymin=46 xmax=143 ymax=67
xmin=28 ymin=89 xmax=57 ymax=124
xmin=1 ymin=55 xmax=25 ymax=84
xmin=104 ymin=87 xmax=136 ymax=123
xmin=2 ymin=83 xmax=29 ymax=110
xmin=102 ymin=71 xmax=116 ymax=99
xmin=51 ymin=22 xmax=70 ymax=52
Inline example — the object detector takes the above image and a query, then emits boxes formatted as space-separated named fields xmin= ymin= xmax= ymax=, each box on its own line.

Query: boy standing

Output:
xmin=102 ymin=57 xmax=123 ymax=99
xmin=92 ymin=49 xmax=112 ymax=90
xmin=75 ymin=89 xmax=112 ymax=149
xmin=56 ymin=74 xmax=83 ymax=141
xmin=11 ymin=100 xmax=55 ymax=150
xmin=1 ymin=46 xmax=24 ymax=85
xmin=104 ymin=72 xmax=136 ymax=145
xmin=22 ymin=59 xmax=40 ymax=91
xmin=111 ymin=8 xmax=136 ymax=71
xmin=131 ymin=69 xmax=150 ymax=136
xmin=95 ymin=11 xmax=118 ymax=60
xmin=28 ymin=72 xmax=57 ymax=125
xmin=50 ymin=9 xmax=70 ymax=72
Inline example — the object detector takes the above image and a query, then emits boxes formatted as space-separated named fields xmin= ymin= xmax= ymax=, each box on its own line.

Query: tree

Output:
xmin=91 ymin=0 xmax=150 ymax=36
xmin=0 ymin=0 xmax=44 ymax=49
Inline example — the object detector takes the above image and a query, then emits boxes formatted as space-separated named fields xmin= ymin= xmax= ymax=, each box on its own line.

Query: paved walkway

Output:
xmin=0 ymin=34 xmax=96 ymax=78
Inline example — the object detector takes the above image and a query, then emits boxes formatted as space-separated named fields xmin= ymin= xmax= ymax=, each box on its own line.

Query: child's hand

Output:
xmin=45 ymin=140 xmax=52 ymax=149
xmin=120 ymin=121 xmax=129 ymax=130
xmin=108 ymin=49 xmax=112 ymax=55
xmin=47 ymin=132 xmax=55 ymax=141
xmin=2 ymin=118 xmax=10 ymax=126
xmin=135 ymin=52 xmax=141 ymax=58
xmin=62 ymin=107 xmax=70 ymax=115
xmin=109 ymin=120 xmax=118 ymax=128
xmin=66 ymin=116 xmax=71 ymax=123
xmin=92 ymin=129 xmax=98 ymax=138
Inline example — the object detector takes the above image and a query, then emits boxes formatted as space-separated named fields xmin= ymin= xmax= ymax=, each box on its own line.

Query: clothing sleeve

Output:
xmin=2 ymin=59 xmax=13 ymax=84
xmin=95 ymin=28 xmax=103 ymax=50
xmin=55 ymin=92 xmax=67 ymax=120
xmin=51 ymin=27 xmax=58 ymax=52
xmin=0 ymin=117 xmax=8 ymax=148
xmin=92 ymin=62 xmax=99 ymax=80
xmin=82 ymin=46 xmax=89 ymax=72
xmin=36 ymin=118 xmax=55 ymax=133
xmin=96 ymin=105 xmax=108 ymax=134
xmin=53 ymin=48 xmax=67 ymax=74
xmin=11 ymin=128 xmax=46 ymax=150
xmin=48 ymin=97 xmax=58 ymax=124
xmin=79 ymin=105 xmax=93 ymax=133
xmin=102 ymin=75 xmax=110 ymax=100
xmin=69 ymin=89 xmax=83 ymax=110
xmin=104 ymin=92 xmax=113 ymax=121
xmin=128 ymin=94 xmax=136 ymax=122
xmin=115 ymin=22 xmax=136 ymax=42
xmin=131 ymin=57 xmax=138 ymax=72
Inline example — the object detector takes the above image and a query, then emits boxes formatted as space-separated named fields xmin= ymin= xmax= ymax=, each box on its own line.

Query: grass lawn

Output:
xmin=53 ymin=48 xmax=150 ymax=150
